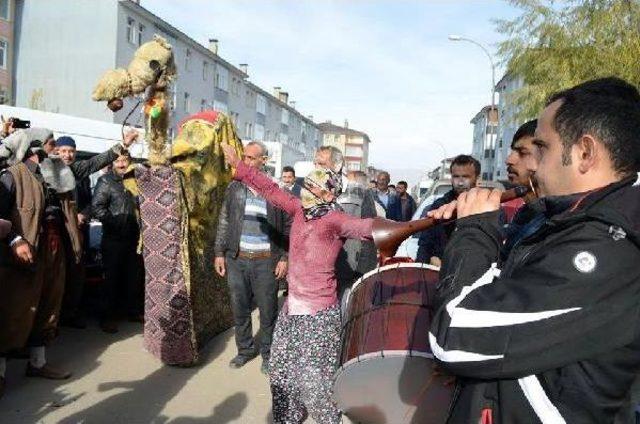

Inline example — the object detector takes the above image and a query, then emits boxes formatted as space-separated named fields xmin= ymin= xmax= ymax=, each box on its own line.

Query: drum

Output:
xmin=334 ymin=262 xmax=453 ymax=424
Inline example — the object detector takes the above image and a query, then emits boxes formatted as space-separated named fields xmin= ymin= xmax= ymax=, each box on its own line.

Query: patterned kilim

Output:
xmin=136 ymin=165 xmax=198 ymax=365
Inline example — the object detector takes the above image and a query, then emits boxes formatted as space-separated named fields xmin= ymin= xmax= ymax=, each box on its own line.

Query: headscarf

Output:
xmin=301 ymin=167 xmax=343 ymax=221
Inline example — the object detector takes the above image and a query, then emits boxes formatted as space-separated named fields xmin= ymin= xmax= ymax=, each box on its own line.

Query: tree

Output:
xmin=495 ymin=0 xmax=640 ymax=120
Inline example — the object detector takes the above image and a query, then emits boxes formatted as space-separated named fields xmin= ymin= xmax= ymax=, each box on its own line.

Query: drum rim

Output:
xmin=335 ymin=349 xmax=435 ymax=378
xmin=345 ymin=262 xmax=441 ymax=309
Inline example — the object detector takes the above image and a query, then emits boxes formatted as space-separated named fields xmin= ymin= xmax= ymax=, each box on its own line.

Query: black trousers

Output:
xmin=226 ymin=253 xmax=278 ymax=359
xmin=100 ymin=238 xmax=144 ymax=320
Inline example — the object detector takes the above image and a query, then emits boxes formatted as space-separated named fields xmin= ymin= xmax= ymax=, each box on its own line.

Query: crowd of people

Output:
xmin=0 ymin=124 xmax=142 ymax=397
xmin=1 ymin=75 xmax=640 ymax=424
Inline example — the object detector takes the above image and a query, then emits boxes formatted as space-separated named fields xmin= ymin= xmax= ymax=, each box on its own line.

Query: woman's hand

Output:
xmin=221 ymin=143 xmax=240 ymax=168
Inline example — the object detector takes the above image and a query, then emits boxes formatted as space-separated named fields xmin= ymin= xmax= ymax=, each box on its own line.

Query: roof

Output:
xmin=246 ymin=81 xmax=318 ymax=128
xmin=317 ymin=122 xmax=370 ymax=140
xmin=120 ymin=0 xmax=247 ymax=78
xmin=470 ymin=105 xmax=498 ymax=124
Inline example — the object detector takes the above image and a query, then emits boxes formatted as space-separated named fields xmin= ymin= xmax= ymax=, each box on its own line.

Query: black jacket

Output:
xmin=430 ymin=176 xmax=640 ymax=423
xmin=417 ymin=189 xmax=458 ymax=262
xmin=214 ymin=180 xmax=289 ymax=261
xmin=91 ymin=171 xmax=139 ymax=242
xmin=70 ymin=148 xmax=119 ymax=218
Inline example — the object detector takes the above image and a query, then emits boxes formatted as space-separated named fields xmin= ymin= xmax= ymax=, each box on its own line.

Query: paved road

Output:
xmin=0 ymin=314 xmax=278 ymax=424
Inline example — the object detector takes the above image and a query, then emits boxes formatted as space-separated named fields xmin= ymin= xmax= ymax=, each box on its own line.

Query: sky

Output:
xmin=142 ymin=0 xmax=519 ymax=185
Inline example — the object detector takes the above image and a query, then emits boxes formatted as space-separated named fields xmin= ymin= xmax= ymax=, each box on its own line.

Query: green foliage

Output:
xmin=495 ymin=0 xmax=640 ymax=120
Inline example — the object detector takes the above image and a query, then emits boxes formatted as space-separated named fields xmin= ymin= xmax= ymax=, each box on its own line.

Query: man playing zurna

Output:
xmin=428 ymin=77 xmax=640 ymax=423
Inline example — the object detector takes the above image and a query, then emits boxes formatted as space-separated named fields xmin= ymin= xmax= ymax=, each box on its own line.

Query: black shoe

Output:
xmin=229 ymin=352 xmax=257 ymax=369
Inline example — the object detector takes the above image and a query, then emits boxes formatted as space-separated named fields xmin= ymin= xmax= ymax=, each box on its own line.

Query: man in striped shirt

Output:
xmin=214 ymin=141 xmax=289 ymax=374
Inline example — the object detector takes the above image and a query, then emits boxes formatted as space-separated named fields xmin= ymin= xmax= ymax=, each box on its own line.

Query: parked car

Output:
xmin=394 ymin=179 xmax=505 ymax=260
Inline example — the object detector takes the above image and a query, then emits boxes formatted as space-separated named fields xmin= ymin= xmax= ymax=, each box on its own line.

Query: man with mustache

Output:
xmin=501 ymin=119 xmax=546 ymax=256
xmin=428 ymin=77 xmax=640 ymax=423
xmin=416 ymin=154 xmax=480 ymax=266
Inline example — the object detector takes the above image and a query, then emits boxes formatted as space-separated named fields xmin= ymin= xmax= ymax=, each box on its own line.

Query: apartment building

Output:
xmin=470 ymin=105 xmax=498 ymax=181
xmin=318 ymin=120 xmax=371 ymax=172
xmin=12 ymin=0 xmax=321 ymax=160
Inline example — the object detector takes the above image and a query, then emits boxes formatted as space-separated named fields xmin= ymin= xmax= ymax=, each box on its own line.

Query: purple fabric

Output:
xmin=136 ymin=165 xmax=197 ymax=365
xmin=235 ymin=162 xmax=374 ymax=315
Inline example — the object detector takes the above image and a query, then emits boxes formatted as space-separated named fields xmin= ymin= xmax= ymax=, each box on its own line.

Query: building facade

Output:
xmin=13 ymin=0 xmax=321 ymax=160
xmin=470 ymin=105 xmax=498 ymax=181
xmin=493 ymin=73 xmax=527 ymax=181
xmin=318 ymin=120 xmax=371 ymax=172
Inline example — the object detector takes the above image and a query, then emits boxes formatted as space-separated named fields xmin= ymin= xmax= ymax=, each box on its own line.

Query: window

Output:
xmin=213 ymin=100 xmax=228 ymax=113
xmin=245 ymin=90 xmax=254 ymax=108
xmin=266 ymin=130 xmax=271 ymax=141
xmin=347 ymin=161 xmax=361 ymax=171
xmin=215 ymin=67 xmax=229 ymax=91
xmin=126 ymin=17 xmax=136 ymax=44
xmin=185 ymin=48 xmax=191 ymax=71
xmin=256 ymin=95 xmax=267 ymax=115
xmin=0 ymin=39 xmax=7 ymax=69
xmin=183 ymin=92 xmax=190 ymax=113
xmin=230 ymin=112 xmax=239 ymax=125
xmin=244 ymin=122 xmax=253 ymax=139
xmin=345 ymin=145 xmax=363 ymax=157
xmin=170 ymin=87 xmax=177 ymax=111
xmin=255 ymin=124 xmax=265 ymax=141
xmin=137 ymin=23 xmax=145 ymax=46
xmin=200 ymin=99 xmax=207 ymax=112
xmin=0 ymin=0 xmax=9 ymax=20
xmin=230 ymin=77 xmax=240 ymax=96
xmin=202 ymin=61 xmax=208 ymax=81
xmin=281 ymin=109 xmax=289 ymax=125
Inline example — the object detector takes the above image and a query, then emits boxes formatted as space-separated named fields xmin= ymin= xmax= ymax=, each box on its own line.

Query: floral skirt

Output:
xmin=269 ymin=304 xmax=342 ymax=424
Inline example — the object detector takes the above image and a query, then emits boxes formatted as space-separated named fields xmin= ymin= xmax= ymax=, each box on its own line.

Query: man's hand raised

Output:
xmin=427 ymin=188 xmax=502 ymax=221
xmin=122 ymin=129 xmax=139 ymax=148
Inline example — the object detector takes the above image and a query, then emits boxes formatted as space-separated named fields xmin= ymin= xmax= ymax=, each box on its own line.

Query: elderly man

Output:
xmin=55 ymin=132 xmax=138 ymax=328
xmin=0 ymin=129 xmax=71 ymax=397
xmin=214 ymin=141 xmax=289 ymax=374
xmin=371 ymin=171 xmax=402 ymax=220
xmin=336 ymin=170 xmax=378 ymax=300
xmin=429 ymin=77 xmax=640 ymax=423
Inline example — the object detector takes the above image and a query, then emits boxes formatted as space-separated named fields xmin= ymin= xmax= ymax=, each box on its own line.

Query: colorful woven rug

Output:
xmin=136 ymin=165 xmax=197 ymax=365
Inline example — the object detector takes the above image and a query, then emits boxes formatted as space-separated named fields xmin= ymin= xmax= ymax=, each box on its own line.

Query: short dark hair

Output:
xmin=282 ymin=166 xmax=295 ymax=175
xmin=546 ymin=77 xmax=640 ymax=173
xmin=388 ymin=184 xmax=396 ymax=189
xmin=450 ymin=154 xmax=481 ymax=177
xmin=511 ymin=119 xmax=537 ymax=149
xmin=397 ymin=180 xmax=408 ymax=188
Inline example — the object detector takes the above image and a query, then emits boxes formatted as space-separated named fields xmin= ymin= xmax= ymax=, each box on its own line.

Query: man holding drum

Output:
xmin=428 ymin=77 xmax=640 ymax=423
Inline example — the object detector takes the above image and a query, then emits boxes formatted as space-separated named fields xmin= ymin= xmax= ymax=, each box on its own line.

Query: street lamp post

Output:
xmin=448 ymin=35 xmax=496 ymax=111
xmin=448 ymin=34 xmax=498 ymax=179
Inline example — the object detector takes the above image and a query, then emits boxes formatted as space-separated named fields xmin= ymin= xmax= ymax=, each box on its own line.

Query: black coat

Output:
xmin=214 ymin=180 xmax=290 ymax=261
xmin=91 ymin=172 xmax=139 ymax=242
xmin=430 ymin=176 xmax=640 ymax=423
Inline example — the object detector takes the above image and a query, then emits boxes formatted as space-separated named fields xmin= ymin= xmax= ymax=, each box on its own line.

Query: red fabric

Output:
xmin=177 ymin=110 xmax=220 ymax=133
xmin=235 ymin=161 xmax=374 ymax=315
xmin=502 ymin=198 xmax=525 ymax=223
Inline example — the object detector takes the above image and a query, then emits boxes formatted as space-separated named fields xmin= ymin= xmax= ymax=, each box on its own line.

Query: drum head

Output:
xmin=334 ymin=354 xmax=452 ymax=424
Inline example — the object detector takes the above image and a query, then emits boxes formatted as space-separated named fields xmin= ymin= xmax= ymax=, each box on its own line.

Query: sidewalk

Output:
xmin=0 ymin=313 xmax=276 ymax=423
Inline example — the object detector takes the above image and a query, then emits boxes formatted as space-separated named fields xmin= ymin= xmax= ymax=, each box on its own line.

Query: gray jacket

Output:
xmin=214 ymin=180 xmax=290 ymax=261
